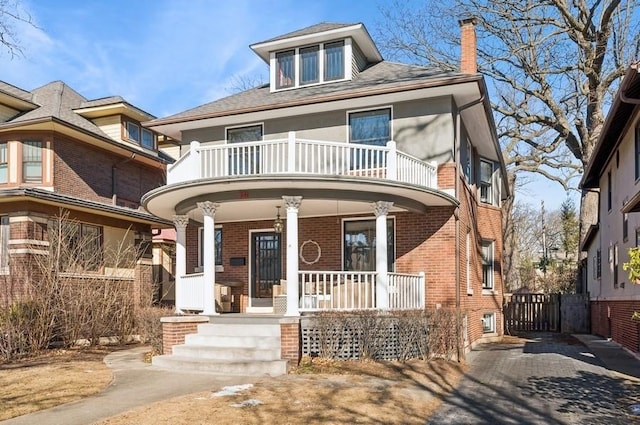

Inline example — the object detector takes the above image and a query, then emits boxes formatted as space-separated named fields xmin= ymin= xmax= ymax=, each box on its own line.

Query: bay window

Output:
xmin=22 ymin=140 xmax=42 ymax=183
xmin=0 ymin=142 xmax=7 ymax=184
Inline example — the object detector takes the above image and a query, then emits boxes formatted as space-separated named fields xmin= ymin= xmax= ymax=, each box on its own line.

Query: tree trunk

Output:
xmin=502 ymin=171 xmax=519 ymax=292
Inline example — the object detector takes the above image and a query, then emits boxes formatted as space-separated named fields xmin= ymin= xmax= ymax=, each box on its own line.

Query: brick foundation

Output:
xmin=160 ymin=315 xmax=209 ymax=355
xmin=591 ymin=300 xmax=640 ymax=354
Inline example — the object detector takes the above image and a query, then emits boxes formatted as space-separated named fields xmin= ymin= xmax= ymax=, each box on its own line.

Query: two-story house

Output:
xmin=0 ymin=80 xmax=170 ymax=305
xmin=581 ymin=63 xmax=640 ymax=354
xmin=143 ymin=21 xmax=508 ymax=366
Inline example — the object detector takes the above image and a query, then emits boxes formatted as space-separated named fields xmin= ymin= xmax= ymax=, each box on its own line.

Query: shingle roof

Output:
xmin=254 ymin=22 xmax=358 ymax=45
xmin=6 ymin=81 xmax=112 ymax=139
xmin=0 ymin=81 xmax=34 ymax=102
xmin=154 ymin=61 xmax=458 ymax=123
xmin=80 ymin=96 xmax=126 ymax=108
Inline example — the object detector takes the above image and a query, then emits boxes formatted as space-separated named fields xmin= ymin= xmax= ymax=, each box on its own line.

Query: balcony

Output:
xmin=167 ymin=131 xmax=438 ymax=190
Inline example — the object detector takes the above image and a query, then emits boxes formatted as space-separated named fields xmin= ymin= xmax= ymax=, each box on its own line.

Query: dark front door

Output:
xmin=251 ymin=232 xmax=282 ymax=300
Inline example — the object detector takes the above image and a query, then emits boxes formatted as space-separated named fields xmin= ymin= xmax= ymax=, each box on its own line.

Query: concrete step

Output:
xmin=184 ymin=333 xmax=281 ymax=349
xmin=207 ymin=314 xmax=284 ymax=325
xmin=197 ymin=323 xmax=281 ymax=337
xmin=171 ymin=344 xmax=281 ymax=361
xmin=152 ymin=355 xmax=288 ymax=376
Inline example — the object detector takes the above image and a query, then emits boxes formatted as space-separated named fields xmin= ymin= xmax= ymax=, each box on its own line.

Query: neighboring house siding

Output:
xmin=93 ymin=116 xmax=123 ymax=142
xmin=53 ymin=135 xmax=164 ymax=207
xmin=0 ymin=104 xmax=19 ymax=122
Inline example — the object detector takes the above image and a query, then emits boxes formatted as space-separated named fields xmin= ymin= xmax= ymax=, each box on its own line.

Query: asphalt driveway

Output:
xmin=429 ymin=333 xmax=640 ymax=424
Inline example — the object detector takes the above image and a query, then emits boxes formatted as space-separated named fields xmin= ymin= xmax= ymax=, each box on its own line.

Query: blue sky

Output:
xmin=3 ymin=0 xmax=576 ymax=210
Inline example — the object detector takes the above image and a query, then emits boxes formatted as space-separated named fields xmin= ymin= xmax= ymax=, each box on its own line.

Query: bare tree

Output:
xmin=0 ymin=0 xmax=35 ymax=58
xmin=376 ymin=0 xmax=640 ymax=285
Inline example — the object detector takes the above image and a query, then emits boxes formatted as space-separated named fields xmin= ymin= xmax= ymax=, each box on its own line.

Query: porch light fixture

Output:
xmin=273 ymin=206 xmax=284 ymax=233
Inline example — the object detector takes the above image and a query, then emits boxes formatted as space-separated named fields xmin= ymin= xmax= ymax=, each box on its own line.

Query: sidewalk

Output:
xmin=0 ymin=346 xmax=260 ymax=425
xmin=573 ymin=334 xmax=640 ymax=382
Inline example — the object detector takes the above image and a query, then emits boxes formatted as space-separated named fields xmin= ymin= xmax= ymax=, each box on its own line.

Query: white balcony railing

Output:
xmin=167 ymin=131 xmax=438 ymax=190
xmin=175 ymin=270 xmax=425 ymax=313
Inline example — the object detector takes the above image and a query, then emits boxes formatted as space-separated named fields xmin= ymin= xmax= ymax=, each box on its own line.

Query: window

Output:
xmin=596 ymin=248 xmax=601 ymax=279
xmin=276 ymin=50 xmax=295 ymax=89
xmin=464 ymin=140 xmax=473 ymax=182
xmin=610 ymin=244 xmax=619 ymax=288
xmin=636 ymin=228 xmax=640 ymax=247
xmin=48 ymin=219 xmax=102 ymax=272
xmin=623 ymin=213 xmax=629 ymax=242
xmin=636 ymin=124 xmax=640 ymax=180
xmin=300 ymin=45 xmax=319 ymax=85
xmin=349 ymin=109 xmax=391 ymax=147
xmin=466 ymin=232 xmax=472 ymax=294
xmin=480 ymin=160 xmax=493 ymax=204
xmin=324 ymin=41 xmax=344 ymax=81
xmin=0 ymin=142 xmax=7 ymax=184
xmin=481 ymin=239 xmax=494 ymax=290
xmin=344 ymin=218 xmax=394 ymax=272
xmin=482 ymin=312 xmax=496 ymax=333
xmin=227 ymin=124 xmax=263 ymax=175
xmin=22 ymin=140 xmax=42 ymax=183
xmin=126 ymin=122 xmax=140 ymax=142
xmin=198 ymin=227 xmax=223 ymax=267
xmin=607 ymin=170 xmax=612 ymax=211
xmin=0 ymin=216 xmax=8 ymax=273
xmin=141 ymin=129 xmax=155 ymax=149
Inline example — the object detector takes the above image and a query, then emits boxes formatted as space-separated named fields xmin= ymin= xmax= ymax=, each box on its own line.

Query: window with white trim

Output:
xmin=482 ymin=312 xmax=496 ymax=333
xmin=300 ymin=45 xmax=319 ymax=85
xmin=481 ymin=239 xmax=494 ymax=290
xmin=343 ymin=218 xmax=394 ymax=272
xmin=126 ymin=121 xmax=155 ymax=149
xmin=466 ymin=231 xmax=472 ymax=294
xmin=273 ymin=40 xmax=346 ymax=90
xmin=479 ymin=160 xmax=493 ymax=204
xmin=324 ymin=40 xmax=345 ymax=81
xmin=198 ymin=227 xmax=223 ymax=268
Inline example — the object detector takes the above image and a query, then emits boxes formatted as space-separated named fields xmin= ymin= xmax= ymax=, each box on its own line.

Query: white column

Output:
xmin=173 ymin=215 xmax=190 ymax=314
xmin=283 ymin=196 xmax=302 ymax=316
xmin=198 ymin=201 xmax=219 ymax=315
xmin=373 ymin=201 xmax=393 ymax=309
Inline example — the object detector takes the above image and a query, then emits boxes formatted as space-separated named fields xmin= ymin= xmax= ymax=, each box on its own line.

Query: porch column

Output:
xmin=283 ymin=195 xmax=302 ymax=316
xmin=173 ymin=215 xmax=190 ymax=314
xmin=373 ymin=201 xmax=393 ymax=309
xmin=198 ymin=201 xmax=219 ymax=315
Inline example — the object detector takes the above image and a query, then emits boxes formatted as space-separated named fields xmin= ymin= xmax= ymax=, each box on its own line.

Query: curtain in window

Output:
xmin=324 ymin=41 xmax=344 ymax=80
xmin=276 ymin=51 xmax=295 ymax=88
xmin=300 ymin=46 xmax=319 ymax=84
xmin=22 ymin=140 xmax=42 ymax=183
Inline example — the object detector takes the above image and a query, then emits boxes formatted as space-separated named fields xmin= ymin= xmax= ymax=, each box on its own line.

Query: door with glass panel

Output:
xmin=251 ymin=232 xmax=282 ymax=304
xmin=227 ymin=125 xmax=262 ymax=175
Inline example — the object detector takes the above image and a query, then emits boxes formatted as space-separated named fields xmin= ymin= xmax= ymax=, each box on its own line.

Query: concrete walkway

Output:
xmin=0 ymin=346 xmax=260 ymax=425
xmin=429 ymin=333 xmax=640 ymax=424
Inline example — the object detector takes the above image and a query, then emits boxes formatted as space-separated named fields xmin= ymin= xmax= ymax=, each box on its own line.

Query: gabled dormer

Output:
xmin=250 ymin=22 xmax=382 ymax=93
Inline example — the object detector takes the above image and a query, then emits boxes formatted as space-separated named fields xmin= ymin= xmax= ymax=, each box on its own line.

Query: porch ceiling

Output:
xmin=142 ymin=176 xmax=457 ymax=223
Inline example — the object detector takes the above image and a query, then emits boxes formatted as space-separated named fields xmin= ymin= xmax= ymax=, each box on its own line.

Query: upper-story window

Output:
xmin=125 ymin=121 xmax=155 ymax=150
xmin=273 ymin=40 xmax=346 ymax=90
xmin=324 ymin=41 xmax=345 ymax=81
xmin=23 ymin=140 xmax=42 ymax=183
xmin=0 ymin=142 xmax=7 ymax=184
xmin=607 ymin=170 xmax=612 ymax=211
xmin=227 ymin=124 xmax=263 ymax=175
xmin=276 ymin=50 xmax=295 ymax=89
xmin=480 ymin=160 xmax=493 ymax=204
xmin=349 ymin=108 xmax=391 ymax=146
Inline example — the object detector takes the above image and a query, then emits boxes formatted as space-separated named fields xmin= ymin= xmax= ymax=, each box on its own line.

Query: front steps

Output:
xmin=152 ymin=318 xmax=288 ymax=376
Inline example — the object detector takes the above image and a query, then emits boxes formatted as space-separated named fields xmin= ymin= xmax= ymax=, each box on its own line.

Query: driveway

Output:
xmin=429 ymin=333 xmax=640 ymax=424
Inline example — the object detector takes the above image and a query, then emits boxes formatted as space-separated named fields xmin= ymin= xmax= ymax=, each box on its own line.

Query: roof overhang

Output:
xmin=74 ymin=102 xmax=155 ymax=122
xmin=0 ymin=188 xmax=172 ymax=227
xmin=0 ymin=91 xmax=38 ymax=111
xmin=0 ymin=117 xmax=168 ymax=167
xmin=250 ymin=23 xmax=382 ymax=64
xmin=142 ymin=176 xmax=458 ymax=223
xmin=580 ymin=224 xmax=600 ymax=252
xmin=582 ymin=63 xmax=640 ymax=188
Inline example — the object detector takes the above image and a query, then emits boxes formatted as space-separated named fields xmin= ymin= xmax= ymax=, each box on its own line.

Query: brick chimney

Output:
xmin=459 ymin=17 xmax=477 ymax=74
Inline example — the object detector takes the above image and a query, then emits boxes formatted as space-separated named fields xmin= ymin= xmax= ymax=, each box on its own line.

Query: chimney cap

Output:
xmin=458 ymin=16 xmax=478 ymax=26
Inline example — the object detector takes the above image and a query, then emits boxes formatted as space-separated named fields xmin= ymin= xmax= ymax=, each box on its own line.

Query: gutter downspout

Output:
xmin=112 ymin=153 xmax=136 ymax=205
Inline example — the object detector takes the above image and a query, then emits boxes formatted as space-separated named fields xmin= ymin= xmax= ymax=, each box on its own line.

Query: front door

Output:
xmin=251 ymin=232 xmax=282 ymax=304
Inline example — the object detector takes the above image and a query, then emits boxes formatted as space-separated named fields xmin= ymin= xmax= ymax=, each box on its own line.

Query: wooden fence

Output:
xmin=504 ymin=293 xmax=560 ymax=333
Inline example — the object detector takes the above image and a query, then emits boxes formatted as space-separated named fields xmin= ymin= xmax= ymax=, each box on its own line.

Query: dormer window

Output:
xmin=125 ymin=121 xmax=155 ymax=150
xmin=272 ymin=40 xmax=347 ymax=91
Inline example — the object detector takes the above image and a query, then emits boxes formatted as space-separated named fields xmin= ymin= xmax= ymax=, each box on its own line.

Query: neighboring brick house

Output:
xmin=0 ymin=80 xmax=170 ymax=304
xmin=581 ymin=63 xmax=640 ymax=354
xmin=143 ymin=21 xmax=508 ymax=353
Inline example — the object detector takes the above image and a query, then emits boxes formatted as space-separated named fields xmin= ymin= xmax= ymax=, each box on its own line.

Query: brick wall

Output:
xmin=591 ymin=300 xmax=640 ymax=354
xmin=280 ymin=319 xmax=301 ymax=365
xmin=53 ymin=135 xmax=164 ymax=207
xmin=160 ymin=316 xmax=209 ymax=355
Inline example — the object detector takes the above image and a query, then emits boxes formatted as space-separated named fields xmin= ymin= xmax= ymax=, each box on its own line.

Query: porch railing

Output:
xmin=167 ymin=132 xmax=438 ymax=190
xmin=388 ymin=272 xmax=425 ymax=310
xmin=179 ymin=272 xmax=204 ymax=311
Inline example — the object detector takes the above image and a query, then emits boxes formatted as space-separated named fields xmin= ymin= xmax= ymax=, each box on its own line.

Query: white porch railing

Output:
xmin=167 ymin=132 xmax=438 ymax=190
xmin=175 ymin=270 xmax=425 ymax=313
